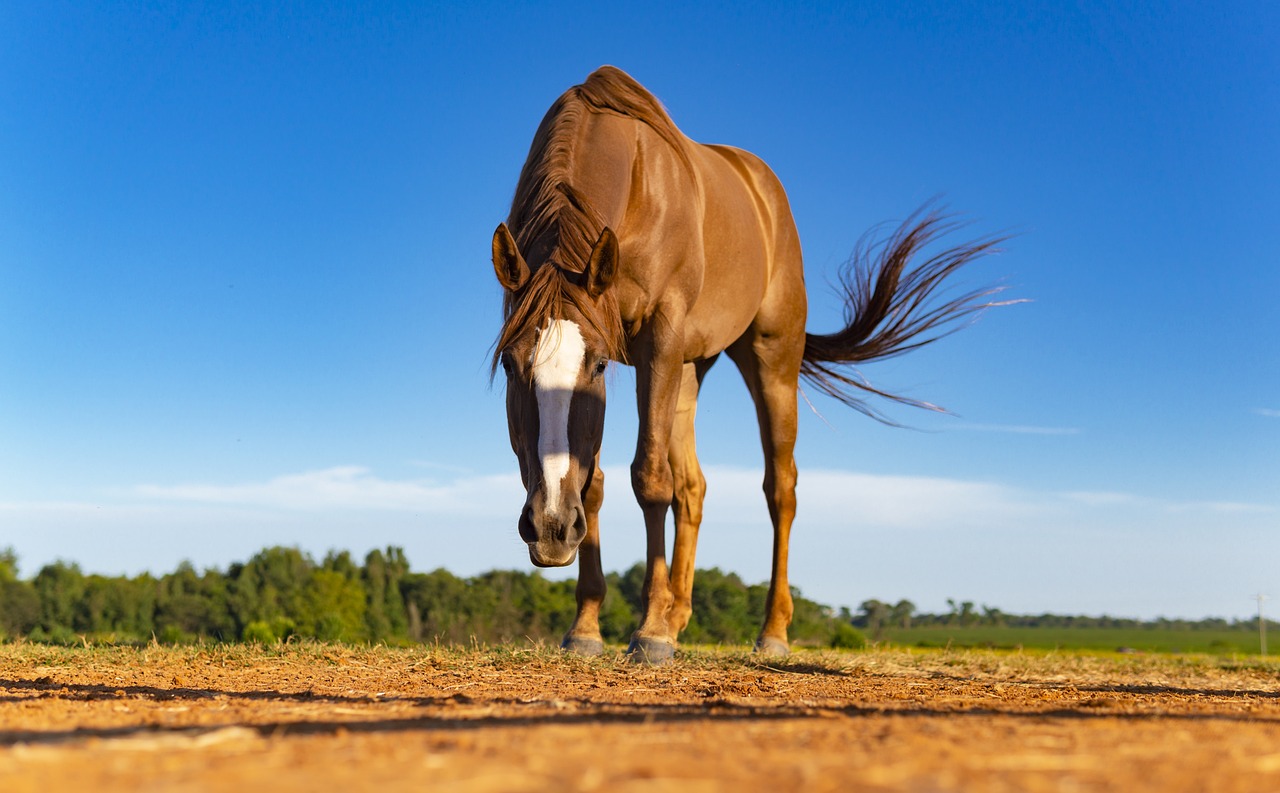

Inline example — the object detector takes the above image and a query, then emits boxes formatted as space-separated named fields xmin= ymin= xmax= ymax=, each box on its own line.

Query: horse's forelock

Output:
xmin=491 ymin=263 xmax=626 ymax=380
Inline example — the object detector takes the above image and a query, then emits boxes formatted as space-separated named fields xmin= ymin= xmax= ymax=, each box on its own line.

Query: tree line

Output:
xmin=7 ymin=545 xmax=1256 ymax=649
xmin=850 ymin=597 xmax=1277 ymax=640
xmin=0 ymin=546 xmax=850 ymax=647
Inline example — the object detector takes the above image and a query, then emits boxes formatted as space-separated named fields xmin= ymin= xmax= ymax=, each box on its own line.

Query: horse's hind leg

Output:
xmin=562 ymin=459 xmax=606 ymax=655
xmin=727 ymin=332 xmax=802 ymax=656
xmin=668 ymin=358 xmax=716 ymax=637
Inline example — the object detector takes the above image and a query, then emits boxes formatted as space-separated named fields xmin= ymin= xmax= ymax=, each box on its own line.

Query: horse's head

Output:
xmin=491 ymin=222 xmax=621 ymax=567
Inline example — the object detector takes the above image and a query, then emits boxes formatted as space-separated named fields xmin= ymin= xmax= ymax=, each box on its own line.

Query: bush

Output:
xmin=242 ymin=617 xmax=296 ymax=644
xmin=157 ymin=624 xmax=195 ymax=645
xmin=28 ymin=624 xmax=79 ymax=646
xmin=830 ymin=622 xmax=867 ymax=650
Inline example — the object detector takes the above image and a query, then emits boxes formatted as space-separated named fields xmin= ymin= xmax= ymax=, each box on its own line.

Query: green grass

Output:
xmin=879 ymin=625 xmax=1267 ymax=655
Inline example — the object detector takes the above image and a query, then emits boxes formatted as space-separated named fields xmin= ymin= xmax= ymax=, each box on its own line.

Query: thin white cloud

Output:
xmin=130 ymin=466 xmax=523 ymax=516
xmin=1060 ymin=489 xmax=1275 ymax=516
xmin=702 ymin=466 xmax=1040 ymax=529
xmin=1165 ymin=500 xmax=1276 ymax=515
xmin=1255 ymin=408 xmax=1280 ymax=418
xmin=45 ymin=463 xmax=1270 ymax=534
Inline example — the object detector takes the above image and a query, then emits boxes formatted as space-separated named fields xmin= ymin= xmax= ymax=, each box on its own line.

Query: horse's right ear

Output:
xmin=492 ymin=223 xmax=529 ymax=291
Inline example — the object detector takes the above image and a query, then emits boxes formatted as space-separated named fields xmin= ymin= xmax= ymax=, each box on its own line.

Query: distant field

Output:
xmin=880 ymin=626 xmax=1267 ymax=655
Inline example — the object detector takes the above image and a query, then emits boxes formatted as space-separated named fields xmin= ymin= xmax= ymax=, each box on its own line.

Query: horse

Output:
xmin=490 ymin=66 xmax=1008 ymax=662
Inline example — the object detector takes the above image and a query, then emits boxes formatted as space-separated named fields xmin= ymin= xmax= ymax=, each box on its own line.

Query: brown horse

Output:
xmin=491 ymin=66 xmax=1008 ymax=661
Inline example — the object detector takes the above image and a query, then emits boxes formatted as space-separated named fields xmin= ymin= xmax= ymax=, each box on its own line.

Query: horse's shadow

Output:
xmin=917 ymin=668 xmax=1280 ymax=702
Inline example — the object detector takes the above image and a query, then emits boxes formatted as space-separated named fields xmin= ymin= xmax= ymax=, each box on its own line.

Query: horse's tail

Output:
xmin=800 ymin=206 xmax=1019 ymax=422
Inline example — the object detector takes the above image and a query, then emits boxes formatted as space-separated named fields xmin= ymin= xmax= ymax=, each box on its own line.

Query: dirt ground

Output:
xmin=2 ymin=643 xmax=1279 ymax=793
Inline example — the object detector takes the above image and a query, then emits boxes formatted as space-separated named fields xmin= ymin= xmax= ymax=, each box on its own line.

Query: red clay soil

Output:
xmin=2 ymin=643 xmax=1279 ymax=792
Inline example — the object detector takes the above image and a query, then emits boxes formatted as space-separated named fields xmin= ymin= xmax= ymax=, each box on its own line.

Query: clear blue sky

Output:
xmin=3 ymin=1 xmax=1277 ymax=620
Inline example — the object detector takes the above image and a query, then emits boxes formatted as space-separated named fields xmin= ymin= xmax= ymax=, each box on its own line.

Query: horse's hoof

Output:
xmin=626 ymin=636 xmax=675 ymax=665
xmin=754 ymin=636 xmax=791 ymax=657
xmin=561 ymin=635 xmax=605 ymax=656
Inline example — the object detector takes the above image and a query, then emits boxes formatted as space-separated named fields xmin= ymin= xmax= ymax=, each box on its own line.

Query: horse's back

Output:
xmin=679 ymin=143 xmax=806 ymax=352
xmin=697 ymin=144 xmax=801 ymax=275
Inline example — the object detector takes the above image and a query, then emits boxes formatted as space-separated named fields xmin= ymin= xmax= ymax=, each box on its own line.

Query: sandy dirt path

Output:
xmin=2 ymin=644 xmax=1279 ymax=792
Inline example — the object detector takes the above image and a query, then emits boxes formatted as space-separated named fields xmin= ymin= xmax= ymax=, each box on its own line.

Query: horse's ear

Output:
xmin=585 ymin=227 xmax=619 ymax=298
xmin=492 ymin=223 xmax=529 ymax=291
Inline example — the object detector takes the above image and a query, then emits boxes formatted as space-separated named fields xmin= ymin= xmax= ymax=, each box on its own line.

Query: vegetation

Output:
xmin=850 ymin=597 xmax=1275 ymax=655
xmin=1 ymin=546 xmax=1269 ymax=655
xmin=0 ymin=546 xmax=843 ymax=648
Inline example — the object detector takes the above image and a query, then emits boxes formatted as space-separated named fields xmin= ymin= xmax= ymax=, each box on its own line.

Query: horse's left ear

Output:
xmin=585 ymin=227 xmax=619 ymax=297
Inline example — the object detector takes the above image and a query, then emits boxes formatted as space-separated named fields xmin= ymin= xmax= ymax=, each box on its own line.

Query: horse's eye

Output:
xmin=592 ymin=358 xmax=608 ymax=378
xmin=500 ymin=354 xmax=514 ymax=374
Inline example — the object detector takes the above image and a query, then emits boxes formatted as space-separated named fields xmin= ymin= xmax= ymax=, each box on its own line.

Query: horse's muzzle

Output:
xmin=519 ymin=502 xmax=587 ymax=568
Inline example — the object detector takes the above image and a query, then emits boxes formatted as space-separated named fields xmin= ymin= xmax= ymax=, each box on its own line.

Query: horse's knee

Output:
xmin=631 ymin=457 xmax=674 ymax=510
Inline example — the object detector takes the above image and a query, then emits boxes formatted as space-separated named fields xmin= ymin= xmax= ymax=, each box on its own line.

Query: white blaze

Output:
xmin=531 ymin=319 xmax=585 ymax=515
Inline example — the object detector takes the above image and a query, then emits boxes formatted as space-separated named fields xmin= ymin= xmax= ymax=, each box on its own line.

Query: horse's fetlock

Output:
xmin=669 ymin=600 xmax=693 ymax=633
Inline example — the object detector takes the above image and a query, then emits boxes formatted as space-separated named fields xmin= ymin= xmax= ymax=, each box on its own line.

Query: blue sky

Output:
xmin=2 ymin=2 xmax=1277 ymax=620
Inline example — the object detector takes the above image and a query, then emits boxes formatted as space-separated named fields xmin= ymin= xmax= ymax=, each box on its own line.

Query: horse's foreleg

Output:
xmin=562 ymin=460 xmax=606 ymax=656
xmin=668 ymin=359 xmax=715 ymax=637
xmin=627 ymin=329 xmax=686 ymax=664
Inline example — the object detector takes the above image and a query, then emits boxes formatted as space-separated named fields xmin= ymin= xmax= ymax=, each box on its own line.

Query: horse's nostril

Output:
xmin=517 ymin=505 xmax=538 ymax=543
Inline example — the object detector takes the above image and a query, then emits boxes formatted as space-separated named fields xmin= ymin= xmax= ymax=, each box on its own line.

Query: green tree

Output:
xmin=683 ymin=568 xmax=754 ymax=644
xmin=402 ymin=568 xmax=476 ymax=643
xmin=0 ymin=548 xmax=18 ymax=583
xmin=891 ymin=599 xmax=916 ymax=630
xmin=306 ymin=554 xmax=368 ymax=642
xmin=75 ymin=573 xmax=156 ymax=639
xmin=363 ymin=547 xmax=410 ymax=643
xmin=598 ymin=571 xmax=637 ymax=643
xmin=230 ymin=547 xmax=314 ymax=638
xmin=156 ymin=561 xmax=233 ymax=641
xmin=946 ymin=598 xmax=979 ymax=627
xmin=858 ymin=599 xmax=889 ymax=639
xmin=32 ymin=561 xmax=86 ymax=641
xmin=0 ymin=549 xmax=39 ymax=638
xmin=789 ymin=586 xmax=838 ymax=644
xmin=616 ymin=563 xmax=647 ymax=617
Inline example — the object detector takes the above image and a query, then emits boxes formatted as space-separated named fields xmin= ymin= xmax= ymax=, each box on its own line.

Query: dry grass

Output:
xmin=3 ymin=642 xmax=1280 ymax=792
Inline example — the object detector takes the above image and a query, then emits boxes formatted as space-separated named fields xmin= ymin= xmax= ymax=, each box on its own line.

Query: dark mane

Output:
xmin=494 ymin=66 xmax=689 ymax=372
xmin=490 ymin=260 xmax=626 ymax=377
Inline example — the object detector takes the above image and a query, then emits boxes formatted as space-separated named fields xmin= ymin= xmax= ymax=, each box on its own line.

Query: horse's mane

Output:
xmin=494 ymin=66 xmax=690 ymax=372
xmin=508 ymin=66 xmax=691 ymax=273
